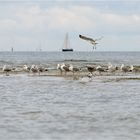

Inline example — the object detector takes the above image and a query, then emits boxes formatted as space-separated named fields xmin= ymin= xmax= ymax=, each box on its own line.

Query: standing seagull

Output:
xmin=69 ymin=64 xmax=81 ymax=76
xmin=57 ymin=63 xmax=70 ymax=76
xmin=23 ymin=65 xmax=31 ymax=72
xmin=30 ymin=65 xmax=38 ymax=75
xmin=107 ymin=63 xmax=118 ymax=74
xmin=61 ymin=63 xmax=70 ymax=76
xmin=120 ymin=64 xmax=131 ymax=73
xmin=2 ymin=65 xmax=12 ymax=76
xmin=96 ymin=65 xmax=106 ymax=75
xmin=86 ymin=65 xmax=96 ymax=74
xmin=37 ymin=66 xmax=48 ymax=75
xmin=130 ymin=65 xmax=140 ymax=73
xmin=57 ymin=63 xmax=63 ymax=75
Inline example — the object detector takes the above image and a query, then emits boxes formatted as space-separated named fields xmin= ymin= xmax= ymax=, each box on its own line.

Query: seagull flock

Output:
xmin=2 ymin=64 xmax=48 ymax=76
xmin=1 ymin=63 xmax=140 ymax=79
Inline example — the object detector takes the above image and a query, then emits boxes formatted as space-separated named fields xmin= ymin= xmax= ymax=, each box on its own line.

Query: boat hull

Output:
xmin=62 ymin=49 xmax=73 ymax=52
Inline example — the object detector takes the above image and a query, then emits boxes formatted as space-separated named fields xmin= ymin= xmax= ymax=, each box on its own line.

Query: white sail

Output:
xmin=62 ymin=33 xmax=73 ymax=51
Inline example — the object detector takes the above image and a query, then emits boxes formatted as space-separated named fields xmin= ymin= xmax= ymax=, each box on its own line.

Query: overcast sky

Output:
xmin=0 ymin=0 xmax=140 ymax=51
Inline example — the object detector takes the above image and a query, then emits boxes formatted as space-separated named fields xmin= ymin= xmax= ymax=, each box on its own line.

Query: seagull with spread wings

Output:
xmin=79 ymin=34 xmax=103 ymax=50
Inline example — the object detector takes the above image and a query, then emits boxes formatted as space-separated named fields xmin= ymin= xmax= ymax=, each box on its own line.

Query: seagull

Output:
xmin=23 ymin=65 xmax=31 ymax=72
xmin=107 ymin=63 xmax=118 ymax=73
xmin=69 ymin=64 xmax=81 ymax=76
xmin=86 ymin=65 xmax=96 ymax=74
xmin=61 ymin=63 xmax=70 ymax=76
xmin=30 ymin=65 xmax=38 ymax=74
xmin=2 ymin=65 xmax=12 ymax=76
xmin=57 ymin=63 xmax=63 ymax=75
xmin=37 ymin=66 xmax=48 ymax=75
xmin=96 ymin=65 xmax=106 ymax=75
xmin=79 ymin=34 xmax=103 ymax=50
xmin=57 ymin=63 xmax=70 ymax=76
xmin=120 ymin=64 xmax=131 ymax=73
xmin=130 ymin=65 xmax=140 ymax=73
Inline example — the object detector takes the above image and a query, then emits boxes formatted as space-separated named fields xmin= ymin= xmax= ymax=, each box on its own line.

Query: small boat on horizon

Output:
xmin=11 ymin=47 xmax=14 ymax=52
xmin=62 ymin=33 xmax=73 ymax=52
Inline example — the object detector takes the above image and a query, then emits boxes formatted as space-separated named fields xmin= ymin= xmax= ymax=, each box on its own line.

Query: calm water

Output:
xmin=0 ymin=51 xmax=140 ymax=66
xmin=0 ymin=52 xmax=140 ymax=140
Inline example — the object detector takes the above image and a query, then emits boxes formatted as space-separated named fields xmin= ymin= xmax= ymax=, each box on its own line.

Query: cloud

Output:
xmin=0 ymin=19 xmax=17 ymax=30
xmin=0 ymin=2 xmax=140 ymax=51
xmin=15 ymin=5 xmax=94 ymax=32
xmin=1 ymin=4 xmax=140 ymax=34
xmin=45 ymin=6 xmax=94 ymax=31
xmin=99 ymin=12 xmax=140 ymax=34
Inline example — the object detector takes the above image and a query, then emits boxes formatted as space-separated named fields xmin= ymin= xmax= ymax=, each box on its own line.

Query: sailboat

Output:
xmin=11 ymin=47 xmax=14 ymax=52
xmin=62 ymin=33 xmax=73 ymax=52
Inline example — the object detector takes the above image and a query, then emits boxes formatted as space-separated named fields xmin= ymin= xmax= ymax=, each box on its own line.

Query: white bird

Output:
xmin=69 ymin=64 xmax=81 ymax=76
xmin=96 ymin=65 xmax=105 ymax=75
xmin=23 ymin=65 xmax=31 ymax=72
xmin=57 ymin=63 xmax=70 ymax=76
xmin=30 ymin=65 xmax=38 ymax=74
xmin=130 ymin=65 xmax=140 ymax=73
xmin=57 ymin=63 xmax=63 ymax=75
xmin=107 ymin=63 xmax=118 ymax=73
xmin=61 ymin=63 xmax=70 ymax=75
xmin=120 ymin=64 xmax=131 ymax=73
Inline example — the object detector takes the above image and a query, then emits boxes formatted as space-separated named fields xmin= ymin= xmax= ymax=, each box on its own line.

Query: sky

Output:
xmin=0 ymin=0 xmax=140 ymax=51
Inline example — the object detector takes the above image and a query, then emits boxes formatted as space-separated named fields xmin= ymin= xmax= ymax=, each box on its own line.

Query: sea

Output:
xmin=0 ymin=51 xmax=140 ymax=140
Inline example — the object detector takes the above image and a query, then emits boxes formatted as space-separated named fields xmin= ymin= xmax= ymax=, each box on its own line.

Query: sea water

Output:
xmin=0 ymin=51 xmax=140 ymax=66
xmin=0 ymin=51 xmax=140 ymax=140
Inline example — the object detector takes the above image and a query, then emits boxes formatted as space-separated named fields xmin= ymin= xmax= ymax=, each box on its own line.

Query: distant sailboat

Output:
xmin=11 ymin=47 xmax=14 ymax=52
xmin=62 ymin=33 xmax=73 ymax=52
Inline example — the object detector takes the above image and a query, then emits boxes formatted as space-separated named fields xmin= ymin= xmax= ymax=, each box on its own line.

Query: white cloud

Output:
xmin=0 ymin=19 xmax=17 ymax=30
xmin=1 ymin=4 xmax=140 ymax=34
xmin=101 ymin=13 xmax=140 ymax=34
xmin=0 ymin=3 xmax=140 ymax=51
xmin=45 ymin=6 xmax=94 ymax=31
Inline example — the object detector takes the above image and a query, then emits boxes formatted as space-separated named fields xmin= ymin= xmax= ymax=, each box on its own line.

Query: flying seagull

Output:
xmin=79 ymin=34 xmax=103 ymax=50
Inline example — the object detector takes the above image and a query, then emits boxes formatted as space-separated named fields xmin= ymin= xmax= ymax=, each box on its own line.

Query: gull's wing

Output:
xmin=79 ymin=34 xmax=95 ymax=42
xmin=94 ymin=36 xmax=103 ymax=41
xmin=79 ymin=34 xmax=103 ymax=48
